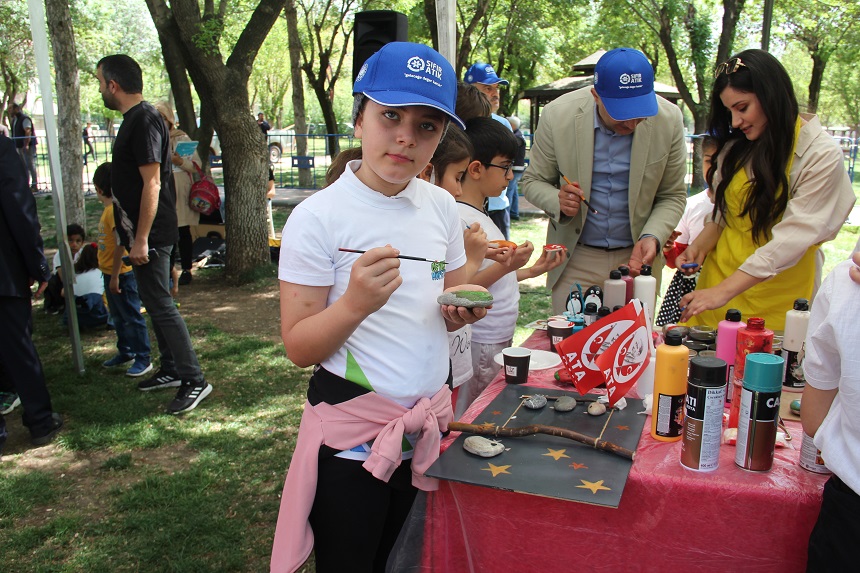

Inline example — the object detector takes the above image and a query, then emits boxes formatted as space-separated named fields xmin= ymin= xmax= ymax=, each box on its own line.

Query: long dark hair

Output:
xmin=708 ymin=49 xmax=798 ymax=244
xmin=431 ymin=125 xmax=473 ymax=182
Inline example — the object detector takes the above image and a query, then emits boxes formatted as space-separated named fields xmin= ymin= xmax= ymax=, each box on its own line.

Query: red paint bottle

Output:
xmin=728 ymin=317 xmax=773 ymax=429
xmin=618 ymin=265 xmax=634 ymax=304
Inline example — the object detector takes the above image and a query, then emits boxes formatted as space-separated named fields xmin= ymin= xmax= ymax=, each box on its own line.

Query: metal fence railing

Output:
xmin=12 ymin=131 xmax=858 ymax=195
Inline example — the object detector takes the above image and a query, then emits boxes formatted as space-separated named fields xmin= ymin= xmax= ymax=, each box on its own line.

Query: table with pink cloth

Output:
xmin=406 ymin=330 xmax=827 ymax=573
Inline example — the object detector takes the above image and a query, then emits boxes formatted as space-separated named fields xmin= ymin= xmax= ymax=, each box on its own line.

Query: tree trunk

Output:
xmin=157 ymin=19 xmax=198 ymax=140
xmin=45 ymin=0 xmax=85 ymax=231
xmin=284 ymin=0 xmax=313 ymax=187
xmin=808 ymin=52 xmax=826 ymax=114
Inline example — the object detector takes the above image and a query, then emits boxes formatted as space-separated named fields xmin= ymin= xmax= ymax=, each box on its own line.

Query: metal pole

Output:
xmin=762 ymin=0 xmax=774 ymax=51
xmin=436 ymin=0 xmax=456 ymax=66
xmin=27 ymin=0 xmax=85 ymax=374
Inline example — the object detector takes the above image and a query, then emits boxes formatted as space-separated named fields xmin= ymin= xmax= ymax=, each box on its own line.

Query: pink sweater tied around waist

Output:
xmin=270 ymin=385 xmax=453 ymax=573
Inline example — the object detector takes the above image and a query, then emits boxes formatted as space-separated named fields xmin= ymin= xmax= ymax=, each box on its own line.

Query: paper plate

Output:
xmin=494 ymin=349 xmax=562 ymax=371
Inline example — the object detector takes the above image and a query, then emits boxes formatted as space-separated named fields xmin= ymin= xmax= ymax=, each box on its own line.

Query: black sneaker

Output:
xmin=167 ymin=381 xmax=212 ymax=414
xmin=137 ymin=369 xmax=181 ymax=392
xmin=31 ymin=413 xmax=63 ymax=446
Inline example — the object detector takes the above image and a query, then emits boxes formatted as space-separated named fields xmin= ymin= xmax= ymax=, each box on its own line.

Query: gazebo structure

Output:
xmin=522 ymin=50 xmax=682 ymax=131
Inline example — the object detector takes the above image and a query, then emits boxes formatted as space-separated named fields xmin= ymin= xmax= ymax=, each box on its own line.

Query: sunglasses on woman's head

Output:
xmin=713 ymin=57 xmax=747 ymax=79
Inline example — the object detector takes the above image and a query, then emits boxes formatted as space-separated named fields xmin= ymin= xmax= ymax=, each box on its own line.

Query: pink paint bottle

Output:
xmin=618 ymin=265 xmax=634 ymax=304
xmin=728 ymin=317 xmax=772 ymax=429
xmin=716 ymin=309 xmax=745 ymax=402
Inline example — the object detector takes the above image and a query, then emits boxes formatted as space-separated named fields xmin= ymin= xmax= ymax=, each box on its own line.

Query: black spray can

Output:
xmin=681 ymin=356 xmax=727 ymax=472
xmin=735 ymin=353 xmax=784 ymax=472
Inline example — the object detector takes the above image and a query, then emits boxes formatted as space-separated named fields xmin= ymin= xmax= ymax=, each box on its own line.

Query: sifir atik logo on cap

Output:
xmin=618 ymin=72 xmax=644 ymax=90
xmin=404 ymin=55 xmax=444 ymax=87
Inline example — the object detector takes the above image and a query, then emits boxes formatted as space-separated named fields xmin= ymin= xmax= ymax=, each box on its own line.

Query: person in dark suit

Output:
xmin=0 ymin=134 xmax=62 ymax=453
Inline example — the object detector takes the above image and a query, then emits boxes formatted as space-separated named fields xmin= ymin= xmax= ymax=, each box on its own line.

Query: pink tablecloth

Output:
xmin=412 ymin=330 xmax=826 ymax=572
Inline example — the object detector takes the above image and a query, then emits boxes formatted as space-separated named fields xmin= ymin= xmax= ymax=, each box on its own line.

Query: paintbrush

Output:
xmin=338 ymin=248 xmax=445 ymax=264
xmin=558 ymin=172 xmax=598 ymax=214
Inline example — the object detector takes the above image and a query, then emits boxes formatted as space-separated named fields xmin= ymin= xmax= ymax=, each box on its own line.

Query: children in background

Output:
xmin=271 ymin=42 xmax=487 ymax=573
xmin=455 ymin=82 xmax=491 ymax=122
xmin=655 ymin=136 xmax=716 ymax=326
xmin=43 ymin=223 xmax=85 ymax=314
xmin=65 ymin=243 xmax=109 ymax=329
xmin=417 ymin=125 xmax=490 ymax=412
xmin=454 ymin=117 xmax=567 ymax=418
xmin=93 ymin=163 xmax=152 ymax=377
xmin=801 ymin=248 xmax=860 ymax=571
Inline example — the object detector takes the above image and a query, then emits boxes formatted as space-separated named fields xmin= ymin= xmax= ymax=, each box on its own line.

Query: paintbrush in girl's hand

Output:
xmin=558 ymin=172 xmax=598 ymax=214
xmin=338 ymin=248 xmax=445 ymax=264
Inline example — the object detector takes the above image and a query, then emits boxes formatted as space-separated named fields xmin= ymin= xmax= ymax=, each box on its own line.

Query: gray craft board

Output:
xmin=426 ymin=386 xmax=646 ymax=508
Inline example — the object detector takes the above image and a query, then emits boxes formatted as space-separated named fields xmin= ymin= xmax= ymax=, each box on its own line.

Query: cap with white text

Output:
xmin=464 ymin=62 xmax=509 ymax=86
xmin=594 ymin=48 xmax=657 ymax=121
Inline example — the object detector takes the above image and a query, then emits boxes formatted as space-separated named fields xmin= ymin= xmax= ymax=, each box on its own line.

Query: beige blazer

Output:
xmin=522 ymin=87 xmax=688 ymax=290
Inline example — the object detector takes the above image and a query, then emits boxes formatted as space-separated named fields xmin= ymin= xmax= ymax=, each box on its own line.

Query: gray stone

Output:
xmin=587 ymin=402 xmax=607 ymax=416
xmin=554 ymin=396 xmax=577 ymax=412
xmin=437 ymin=290 xmax=494 ymax=308
xmin=523 ymin=394 xmax=548 ymax=409
xmin=463 ymin=436 xmax=505 ymax=458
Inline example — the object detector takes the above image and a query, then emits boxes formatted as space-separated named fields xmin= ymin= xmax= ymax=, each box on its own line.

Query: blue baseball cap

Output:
xmin=594 ymin=48 xmax=658 ymax=121
xmin=353 ymin=42 xmax=465 ymax=129
xmin=464 ymin=62 xmax=509 ymax=86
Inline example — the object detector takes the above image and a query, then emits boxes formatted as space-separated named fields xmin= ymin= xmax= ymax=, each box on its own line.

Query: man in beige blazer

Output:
xmin=523 ymin=48 xmax=687 ymax=313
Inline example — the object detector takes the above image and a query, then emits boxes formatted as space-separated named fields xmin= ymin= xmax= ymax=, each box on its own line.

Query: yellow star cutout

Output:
xmin=576 ymin=479 xmax=611 ymax=494
xmin=481 ymin=463 xmax=512 ymax=477
xmin=542 ymin=448 xmax=570 ymax=461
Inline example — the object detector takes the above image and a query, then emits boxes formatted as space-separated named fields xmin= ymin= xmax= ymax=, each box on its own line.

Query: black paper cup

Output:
xmin=502 ymin=347 xmax=531 ymax=384
xmin=547 ymin=320 xmax=574 ymax=352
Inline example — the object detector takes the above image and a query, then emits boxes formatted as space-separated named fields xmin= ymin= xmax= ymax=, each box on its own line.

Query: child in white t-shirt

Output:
xmin=802 ymin=249 xmax=860 ymax=570
xmin=272 ymin=43 xmax=487 ymax=573
xmin=64 ymin=243 xmax=108 ymax=328
xmin=454 ymin=116 xmax=567 ymax=418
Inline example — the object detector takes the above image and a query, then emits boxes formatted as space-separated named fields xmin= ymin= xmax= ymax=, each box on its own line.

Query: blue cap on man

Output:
xmin=464 ymin=62 xmax=509 ymax=86
xmin=594 ymin=48 xmax=658 ymax=121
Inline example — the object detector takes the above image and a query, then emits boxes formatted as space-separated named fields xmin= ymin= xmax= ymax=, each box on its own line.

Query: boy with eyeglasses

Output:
xmin=454 ymin=116 xmax=567 ymax=417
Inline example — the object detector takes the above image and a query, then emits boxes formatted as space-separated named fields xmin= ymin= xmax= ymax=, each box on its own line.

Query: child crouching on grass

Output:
xmin=271 ymin=42 xmax=488 ymax=573
xmin=801 ymin=248 xmax=860 ymax=571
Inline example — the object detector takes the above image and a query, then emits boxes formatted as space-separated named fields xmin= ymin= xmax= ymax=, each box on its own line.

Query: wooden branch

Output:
xmin=449 ymin=422 xmax=635 ymax=461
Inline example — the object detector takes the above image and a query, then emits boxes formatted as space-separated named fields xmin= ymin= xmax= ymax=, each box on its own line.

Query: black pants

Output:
xmin=0 ymin=296 xmax=55 ymax=437
xmin=178 ymin=226 xmax=193 ymax=271
xmin=807 ymin=474 xmax=860 ymax=571
xmin=309 ymin=452 xmax=418 ymax=573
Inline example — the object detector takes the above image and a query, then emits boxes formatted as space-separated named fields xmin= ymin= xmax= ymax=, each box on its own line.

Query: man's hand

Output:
xmin=558 ymin=181 xmax=584 ymax=218
xmin=341 ymin=245 xmax=402 ymax=317
xmin=129 ymin=239 xmax=152 ymax=265
xmin=627 ymin=237 xmax=659 ymax=276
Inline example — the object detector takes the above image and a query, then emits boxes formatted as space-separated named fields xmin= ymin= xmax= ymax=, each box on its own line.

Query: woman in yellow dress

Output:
xmin=677 ymin=49 xmax=855 ymax=331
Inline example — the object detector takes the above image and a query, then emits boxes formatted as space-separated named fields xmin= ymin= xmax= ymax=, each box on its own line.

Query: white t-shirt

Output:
xmin=279 ymin=161 xmax=466 ymax=408
xmin=74 ymin=269 xmax=104 ymax=296
xmin=675 ymin=189 xmax=713 ymax=244
xmin=456 ymin=202 xmax=519 ymax=344
xmin=52 ymin=249 xmax=82 ymax=272
xmin=804 ymin=258 xmax=860 ymax=493
xmin=448 ymin=325 xmax=473 ymax=388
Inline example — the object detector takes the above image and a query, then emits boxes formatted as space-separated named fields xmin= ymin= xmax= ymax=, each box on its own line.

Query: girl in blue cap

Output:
xmin=271 ymin=42 xmax=487 ymax=573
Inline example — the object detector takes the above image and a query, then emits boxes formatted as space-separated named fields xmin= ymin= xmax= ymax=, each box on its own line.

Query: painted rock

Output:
xmin=587 ymin=402 xmax=607 ymax=416
xmin=463 ymin=436 xmax=505 ymax=458
xmin=790 ymin=399 xmax=801 ymax=415
xmin=437 ymin=290 xmax=494 ymax=308
xmin=554 ymin=396 xmax=577 ymax=412
xmin=523 ymin=394 xmax=548 ymax=409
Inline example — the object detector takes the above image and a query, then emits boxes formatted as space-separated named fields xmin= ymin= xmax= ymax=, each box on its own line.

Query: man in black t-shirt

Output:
xmin=97 ymin=54 xmax=211 ymax=414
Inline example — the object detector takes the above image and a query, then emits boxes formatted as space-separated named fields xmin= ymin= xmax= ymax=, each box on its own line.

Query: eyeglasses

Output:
xmin=713 ymin=57 xmax=747 ymax=79
xmin=484 ymin=162 xmax=513 ymax=177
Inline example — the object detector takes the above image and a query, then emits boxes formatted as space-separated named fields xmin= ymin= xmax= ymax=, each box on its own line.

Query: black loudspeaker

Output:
xmin=352 ymin=11 xmax=409 ymax=84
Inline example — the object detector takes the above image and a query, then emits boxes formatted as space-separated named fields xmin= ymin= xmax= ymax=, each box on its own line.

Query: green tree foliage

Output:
xmin=0 ymin=0 xmax=36 ymax=116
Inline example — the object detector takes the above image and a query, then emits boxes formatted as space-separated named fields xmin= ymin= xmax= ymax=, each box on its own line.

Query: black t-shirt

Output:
xmin=111 ymin=102 xmax=178 ymax=249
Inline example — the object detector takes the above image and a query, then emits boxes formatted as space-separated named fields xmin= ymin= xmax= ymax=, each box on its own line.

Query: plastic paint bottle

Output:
xmin=735 ymin=353 xmax=784 ymax=472
xmin=597 ymin=306 xmax=611 ymax=319
xmin=583 ymin=285 xmax=604 ymax=310
xmin=618 ymin=265 xmax=634 ymax=304
xmin=634 ymin=264 xmax=657 ymax=330
xmin=782 ymin=298 xmax=810 ymax=392
xmin=680 ymin=356 xmax=727 ymax=471
xmin=583 ymin=302 xmax=598 ymax=326
xmin=651 ymin=330 xmax=688 ymax=442
xmin=603 ymin=270 xmax=627 ymax=310
xmin=634 ymin=349 xmax=657 ymax=398
xmin=571 ymin=315 xmax=585 ymax=334
xmin=716 ymin=309 xmax=745 ymax=395
xmin=728 ymin=317 xmax=773 ymax=429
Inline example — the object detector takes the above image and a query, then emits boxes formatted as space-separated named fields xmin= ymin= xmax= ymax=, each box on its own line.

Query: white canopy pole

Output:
xmin=436 ymin=0 xmax=456 ymax=65
xmin=27 ymin=0 xmax=85 ymax=374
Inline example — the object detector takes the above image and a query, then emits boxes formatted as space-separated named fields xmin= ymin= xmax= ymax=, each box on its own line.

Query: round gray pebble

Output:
xmin=463 ymin=436 xmax=505 ymax=458
xmin=554 ymin=396 xmax=577 ymax=412
xmin=587 ymin=402 xmax=607 ymax=416
xmin=523 ymin=394 xmax=548 ymax=409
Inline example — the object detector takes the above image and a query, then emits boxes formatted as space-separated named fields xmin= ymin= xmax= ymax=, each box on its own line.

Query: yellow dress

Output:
xmin=686 ymin=120 xmax=816 ymax=332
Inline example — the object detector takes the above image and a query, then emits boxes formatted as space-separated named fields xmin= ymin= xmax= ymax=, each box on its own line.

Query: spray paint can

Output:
xmin=799 ymin=432 xmax=832 ymax=474
xmin=735 ymin=353 xmax=784 ymax=472
xmin=728 ymin=318 xmax=773 ymax=429
xmin=681 ymin=356 xmax=727 ymax=471
xmin=782 ymin=298 xmax=810 ymax=392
